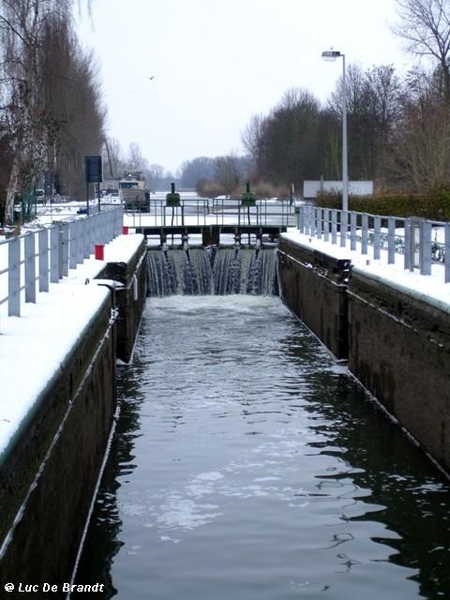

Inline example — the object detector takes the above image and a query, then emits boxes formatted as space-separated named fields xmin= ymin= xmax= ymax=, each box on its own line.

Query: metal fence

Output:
xmin=124 ymin=197 xmax=298 ymax=229
xmin=298 ymin=204 xmax=450 ymax=283
xmin=0 ymin=207 xmax=124 ymax=318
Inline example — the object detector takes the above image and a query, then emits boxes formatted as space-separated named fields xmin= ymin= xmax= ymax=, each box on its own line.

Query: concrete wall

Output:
xmin=99 ymin=237 xmax=147 ymax=363
xmin=278 ymin=235 xmax=450 ymax=473
xmin=0 ymin=295 xmax=116 ymax=588
xmin=348 ymin=268 xmax=450 ymax=470
xmin=278 ymin=237 xmax=350 ymax=359
xmin=0 ymin=237 xmax=148 ymax=593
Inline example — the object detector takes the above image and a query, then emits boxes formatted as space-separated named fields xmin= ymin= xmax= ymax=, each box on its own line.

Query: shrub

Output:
xmin=316 ymin=188 xmax=450 ymax=221
xmin=252 ymin=181 xmax=289 ymax=200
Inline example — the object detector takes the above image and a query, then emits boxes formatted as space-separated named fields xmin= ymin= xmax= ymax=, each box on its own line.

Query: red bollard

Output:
xmin=94 ymin=244 xmax=104 ymax=260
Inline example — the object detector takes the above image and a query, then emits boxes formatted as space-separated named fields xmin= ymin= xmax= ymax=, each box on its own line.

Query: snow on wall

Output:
xmin=0 ymin=234 xmax=145 ymax=458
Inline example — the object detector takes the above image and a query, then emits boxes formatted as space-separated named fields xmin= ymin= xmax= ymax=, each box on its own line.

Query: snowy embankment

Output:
xmin=282 ymin=228 xmax=450 ymax=313
xmin=0 ymin=233 xmax=144 ymax=462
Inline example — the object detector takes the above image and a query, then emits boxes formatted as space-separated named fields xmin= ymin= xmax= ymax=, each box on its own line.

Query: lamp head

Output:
xmin=321 ymin=50 xmax=342 ymax=62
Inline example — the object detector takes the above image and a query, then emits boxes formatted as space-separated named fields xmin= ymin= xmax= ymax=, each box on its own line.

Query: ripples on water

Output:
xmin=76 ymin=296 xmax=450 ymax=599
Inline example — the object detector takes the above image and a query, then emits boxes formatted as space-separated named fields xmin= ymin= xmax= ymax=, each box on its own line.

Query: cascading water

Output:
xmin=146 ymin=246 xmax=278 ymax=296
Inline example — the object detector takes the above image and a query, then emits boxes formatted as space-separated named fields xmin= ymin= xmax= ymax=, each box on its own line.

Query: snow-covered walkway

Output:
xmin=281 ymin=229 xmax=450 ymax=313
xmin=0 ymin=233 xmax=144 ymax=461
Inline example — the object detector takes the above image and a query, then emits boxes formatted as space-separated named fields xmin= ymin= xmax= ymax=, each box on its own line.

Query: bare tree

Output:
xmin=214 ymin=154 xmax=242 ymax=197
xmin=103 ymin=137 xmax=123 ymax=177
xmin=145 ymin=163 xmax=165 ymax=190
xmin=126 ymin=142 xmax=147 ymax=171
xmin=241 ymin=114 xmax=267 ymax=179
xmin=0 ymin=0 xmax=99 ymax=221
xmin=257 ymin=88 xmax=321 ymax=188
xmin=179 ymin=157 xmax=215 ymax=188
xmin=390 ymin=66 xmax=450 ymax=188
xmin=393 ymin=0 xmax=450 ymax=100
xmin=41 ymin=18 xmax=105 ymax=199
xmin=0 ymin=0 xmax=51 ymax=221
xmin=316 ymin=107 xmax=341 ymax=180
xmin=328 ymin=63 xmax=401 ymax=180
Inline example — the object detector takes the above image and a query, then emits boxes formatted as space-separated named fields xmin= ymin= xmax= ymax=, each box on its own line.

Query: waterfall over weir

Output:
xmin=146 ymin=247 xmax=278 ymax=296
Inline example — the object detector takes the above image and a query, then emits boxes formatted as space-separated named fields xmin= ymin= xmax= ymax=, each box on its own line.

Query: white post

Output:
xmin=322 ymin=50 xmax=349 ymax=213
xmin=341 ymin=53 xmax=349 ymax=213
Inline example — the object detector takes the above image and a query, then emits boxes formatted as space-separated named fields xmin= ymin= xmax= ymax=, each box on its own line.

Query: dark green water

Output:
xmin=75 ymin=296 xmax=450 ymax=599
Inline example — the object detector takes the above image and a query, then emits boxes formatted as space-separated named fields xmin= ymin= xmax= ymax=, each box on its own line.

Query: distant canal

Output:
xmin=75 ymin=295 xmax=450 ymax=599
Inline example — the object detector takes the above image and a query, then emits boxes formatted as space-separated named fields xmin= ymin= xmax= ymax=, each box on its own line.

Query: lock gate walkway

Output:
xmin=123 ymin=196 xmax=299 ymax=245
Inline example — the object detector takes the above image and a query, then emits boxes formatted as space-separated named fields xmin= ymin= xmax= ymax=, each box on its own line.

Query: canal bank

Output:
xmin=0 ymin=233 xmax=146 ymax=591
xmin=278 ymin=233 xmax=450 ymax=474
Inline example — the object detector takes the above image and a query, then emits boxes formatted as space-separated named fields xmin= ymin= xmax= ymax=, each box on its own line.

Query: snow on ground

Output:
xmin=0 ymin=233 xmax=144 ymax=461
xmin=282 ymin=228 xmax=450 ymax=313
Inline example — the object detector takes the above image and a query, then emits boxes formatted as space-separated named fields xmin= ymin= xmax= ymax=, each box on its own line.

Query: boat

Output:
xmin=119 ymin=171 xmax=150 ymax=211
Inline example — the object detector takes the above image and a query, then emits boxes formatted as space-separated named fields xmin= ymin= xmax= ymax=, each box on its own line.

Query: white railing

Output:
xmin=298 ymin=204 xmax=450 ymax=283
xmin=125 ymin=197 xmax=298 ymax=229
xmin=0 ymin=207 xmax=124 ymax=318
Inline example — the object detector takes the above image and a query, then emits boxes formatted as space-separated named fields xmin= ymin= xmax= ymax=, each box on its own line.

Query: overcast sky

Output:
xmin=76 ymin=0 xmax=412 ymax=175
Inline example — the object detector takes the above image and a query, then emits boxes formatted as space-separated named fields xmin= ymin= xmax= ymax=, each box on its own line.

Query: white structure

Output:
xmin=303 ymin=180 xmax=373 ymax=200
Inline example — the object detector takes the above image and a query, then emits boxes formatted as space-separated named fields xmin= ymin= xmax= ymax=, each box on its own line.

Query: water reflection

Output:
xmin=300 ymin=368 xmax=450 ymax=597
xmin=75 ymin=297 xmax=450 ymax=599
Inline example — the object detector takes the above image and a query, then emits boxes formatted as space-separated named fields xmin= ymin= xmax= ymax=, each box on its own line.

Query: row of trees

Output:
xmin=174 ymin=61 xmax=422 ymax=199
xmin=2 ymin=0 xmax=450 ymax=221
xmin=179 ymin=0 xmax=450 ymax=198
xmin=0 ymin=0 xmax=105 ymax=224
xmin=177 ymin=155 xmax=257 ymax=197
xmin=241 ymin=67 xmax=401 ymax=192
xmin=240 ymin=63 xmax=450 ymax=194
xmin=104 ymin=143 xmax=254 ymax=198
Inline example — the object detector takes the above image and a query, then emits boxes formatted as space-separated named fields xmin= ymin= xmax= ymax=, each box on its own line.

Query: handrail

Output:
xmin=124 ymin=197 xmax=298 ymax=229
xmin=297 ymin=204 xmax=450 ymax=283
xmin=0 ymin=206 xmax=124 ymax=320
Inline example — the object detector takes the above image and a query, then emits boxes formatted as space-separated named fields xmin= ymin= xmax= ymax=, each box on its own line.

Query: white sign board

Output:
xmin=303 ymin=180 xmax=373 ymax=199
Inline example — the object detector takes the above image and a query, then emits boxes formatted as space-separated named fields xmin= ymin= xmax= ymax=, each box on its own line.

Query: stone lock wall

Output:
xmin=278 ymin=235 xmax=450 ymax=474
xmin=0 ymin=295 xmax=116 ymax=589
xmin=0 ymin=236 xmax=148 ymax=593
xmin=348 ymin=268 xmax=450 ymax=470
xmin=277 ymin=237 xmax=350 ymax=360
xmin=99 ymin=237 xmax=147 ymax=363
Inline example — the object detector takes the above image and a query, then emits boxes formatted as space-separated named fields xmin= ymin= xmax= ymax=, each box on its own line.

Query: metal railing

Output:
xmin=124 ymin=197 xmax=298 ymax=229
xmin=298 ymin=204 xmax=450 ymax=283
xmin=0 ymin=207 xmax=124 ymax=318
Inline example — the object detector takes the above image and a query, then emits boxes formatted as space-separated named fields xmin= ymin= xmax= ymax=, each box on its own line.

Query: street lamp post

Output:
xmin=321 ymin=50 xmax=348 ymax=213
